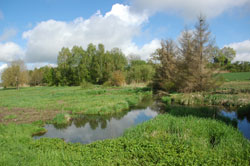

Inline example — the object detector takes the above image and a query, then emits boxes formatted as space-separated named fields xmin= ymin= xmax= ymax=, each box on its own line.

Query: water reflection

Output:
xmin=220 ymin=110 xmax=250 ymax=139
xmin=34 ymin=104 xmax=160 ymax=144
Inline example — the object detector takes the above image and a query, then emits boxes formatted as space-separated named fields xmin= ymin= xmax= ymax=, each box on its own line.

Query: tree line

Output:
xmin=1 ymin=15 xmax=242 ymax=93
xmin=1 ymin=44 xmax=155 ymax=89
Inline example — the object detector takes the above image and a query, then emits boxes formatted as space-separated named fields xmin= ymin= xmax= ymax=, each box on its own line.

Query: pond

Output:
xmin=34 ymin=102 xmax=162 ymax=144
xmin=34 ymin=103 xmax=250 ymax=144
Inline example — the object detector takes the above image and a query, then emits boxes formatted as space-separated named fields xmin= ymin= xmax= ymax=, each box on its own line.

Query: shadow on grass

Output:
xmin=165 ymin=105 xmax=238 ymax=127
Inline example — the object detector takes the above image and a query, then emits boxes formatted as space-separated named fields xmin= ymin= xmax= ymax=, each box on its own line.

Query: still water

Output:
xmin=34 ymin=104 xmax=250 ymax=143
xmin=34 ymin=104 xmax=161 ymax=144
xmin=220 ymin=109 xmax=250 ymax=139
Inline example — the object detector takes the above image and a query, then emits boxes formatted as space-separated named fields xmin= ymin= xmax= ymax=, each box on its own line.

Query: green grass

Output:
xmin=3 ymin=114 xmax=17 ymax=120
xmin=0 ymin=86 xmax=151 ymax=115
xmin=0 ymin=86 xmax=249 ymax=165
xmin=220 ymin=72 xmax=250 ymax=81
xmin=0 ymin=110 xmax=249 ymax=165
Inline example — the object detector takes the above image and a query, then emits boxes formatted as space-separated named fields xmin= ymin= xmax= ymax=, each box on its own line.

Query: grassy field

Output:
xmin=0 ymin=86 xmax=151 ymax=124
xmin=1 ymin=81 xmax=250 ymax=165
xmin=220 ymin=72 xmax=250 ymax=81
xmin=0 ymin=106 xmax=249 ymax=165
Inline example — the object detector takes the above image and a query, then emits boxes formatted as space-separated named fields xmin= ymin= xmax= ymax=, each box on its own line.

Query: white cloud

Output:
xmin=130 ymin=0 xmax=250 ymax=19
xmin=0 ymin=63 xmax=8 ymax=73
xmin=227 ymin=40 xmax=250 ymax=62
xmin=0 ymin=63 xmax=8 ymax=82
xmin=22 ymin=4 xmax=156 ymax=63
xmin=0 ymin=28 xmax=17 ymax=42
xmin=126 ymin=39 xmax=161 ymax=60
xmin=0 ymin=42 xmax=24 ymax=62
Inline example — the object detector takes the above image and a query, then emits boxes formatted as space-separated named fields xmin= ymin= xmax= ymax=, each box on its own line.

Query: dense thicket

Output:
xmin=152 ymin=16 xmax=223 ymax=93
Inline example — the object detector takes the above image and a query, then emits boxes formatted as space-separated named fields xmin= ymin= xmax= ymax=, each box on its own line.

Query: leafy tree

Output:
xmin=213 ymin=47 xmax=236 ymax=67
xmin=29 ymin=68 xmax=44 ymax=86
xmin=1 ymin=60 xmax=28 ymax=89
xmin=57 ymin=47 xmax=72 ymax=86
xmin=126 ymin=59 xmax=155 ymax=84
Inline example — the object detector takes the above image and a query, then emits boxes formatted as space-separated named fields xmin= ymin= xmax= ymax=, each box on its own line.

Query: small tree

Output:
xmin=1 ymin=60 xmax=28 ymax=89
xmin=152 ymin=39 xmax=178 ymax=92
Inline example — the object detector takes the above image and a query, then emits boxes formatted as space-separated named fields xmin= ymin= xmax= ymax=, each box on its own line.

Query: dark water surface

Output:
xmin=34 ymin=104 xmax=250 ymax=143
xmin=220 ymin=109 xmax=250 ymax=139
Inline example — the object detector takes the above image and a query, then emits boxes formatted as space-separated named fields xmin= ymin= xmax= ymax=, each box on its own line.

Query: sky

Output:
xmin=0 ymin=0 xmax=250 ymax=74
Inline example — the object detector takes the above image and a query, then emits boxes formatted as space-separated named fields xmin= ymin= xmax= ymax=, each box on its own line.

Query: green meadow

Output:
xmin=0 ymin=83 xmax=250 ymax=165
xmin=0 ymin=86 xmax=151 ymax=124
xmin=221 ymin=72 xmax=250 ymax=82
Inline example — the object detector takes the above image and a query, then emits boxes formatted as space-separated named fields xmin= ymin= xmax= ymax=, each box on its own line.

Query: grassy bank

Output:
xmin=164 ymin=81 xmax=250 ymax=107
xmin=0 ymin=86 xmax=151 ymax=124
xmin=0 ymin=107 xmax=249 ymax=165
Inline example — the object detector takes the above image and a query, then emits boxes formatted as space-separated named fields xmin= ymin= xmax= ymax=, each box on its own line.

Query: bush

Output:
xmin=80 ymin=80 xmax=94 ymax=89
xmin=110 ymin=71 xmax=125 ymax=87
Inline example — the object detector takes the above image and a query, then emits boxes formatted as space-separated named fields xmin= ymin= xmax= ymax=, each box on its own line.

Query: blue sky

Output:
xmin=0 ymin=0 xmax=250 ymax=71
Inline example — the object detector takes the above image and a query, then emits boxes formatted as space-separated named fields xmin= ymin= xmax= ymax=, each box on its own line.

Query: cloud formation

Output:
xmin=0 ymin=28 xmax=17 ymax=42
xmin=130 ymin=0 xmax=250 ymax=19
xmin=0 ymin=42 xmax=24 ymax=62
xmin=22 ymin=4 xmax=158 ymax=63
xmin=227 ymin=40 xmax=250 ymax=62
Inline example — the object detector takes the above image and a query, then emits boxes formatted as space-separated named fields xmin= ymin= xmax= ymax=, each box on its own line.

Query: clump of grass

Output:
xmin=50 ymin=113 xmax=72 ymax=125
xmin=80 ymin=80 xmax=94 ymax=89
xmin=3 ymin=114 xmax=17 ymax=120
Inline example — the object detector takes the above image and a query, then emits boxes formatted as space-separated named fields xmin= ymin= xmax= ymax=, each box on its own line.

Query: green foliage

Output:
xmin=226 ymin=61 xmax=250 ymax=72
xmin=161 ymin=96 xmax=171 ymax=105
xmin=126 ymin=59 xmax=155 ymax=84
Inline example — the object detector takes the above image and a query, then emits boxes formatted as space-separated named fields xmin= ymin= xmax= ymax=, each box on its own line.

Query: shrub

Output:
xmin=80 ymin=80 xmax=94 ymax=89
xmin=110 ymin=71 xmax=125 ymax=87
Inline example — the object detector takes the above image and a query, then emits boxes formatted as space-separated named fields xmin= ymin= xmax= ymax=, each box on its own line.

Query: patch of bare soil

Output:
xmin=0 ymin=107 xmax=63 ymax=124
